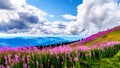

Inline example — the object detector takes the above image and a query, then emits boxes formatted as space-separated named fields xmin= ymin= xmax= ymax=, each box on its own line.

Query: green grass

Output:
xmin=84 ymin=29 xmax=120 ymax=46
xmin=70 ymin=26 xmax=120 ymax=47
xmin=91 ymin=50 xmax=120 ymax=68
xmin=0 ymin=26 xmax=120 ymax=68
xmin=68 ymin=26 xmax=120 ymax=68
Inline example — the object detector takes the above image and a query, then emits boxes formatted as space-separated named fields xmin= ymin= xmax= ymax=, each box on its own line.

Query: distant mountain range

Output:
xmin=0 ymin=36 xmax=84 ymax=48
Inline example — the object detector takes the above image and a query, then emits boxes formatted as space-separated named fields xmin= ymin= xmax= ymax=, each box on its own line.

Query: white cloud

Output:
xmin=0 ymin=0 xmax=120 ymax=36
xmin=62 ymin=14 xmax=76 ymax=20
xmin=0 ymin=0 xmax=68 ymax=35
xmin=65 ymin=0 xmax=120 ymax=36
xmin=0 ymin=10 xmax=19 ymax=23
xmin=0 ymin=0 xmax=13 ymax=9
xmin=49 ymin=14 xmax=55 ymax=18
xmin=0 ymin=0 xmax=48 ymax=34
xmin=28 ymin=21 xmax=68 ymax=35
xmin=10 ymin=0 xmax=26 ymax=7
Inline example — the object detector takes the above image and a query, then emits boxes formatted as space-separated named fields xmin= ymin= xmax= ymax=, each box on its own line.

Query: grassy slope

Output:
xmin=91 ymin=50 xmax=120 ymax=68
xmin=84 ymin=29 xmax=120 ymax=46
xmin=70 ymin=26 xmax=120 ymax=67
xmin=82 ymin=26 xmax=120 ymax=68
xmin=70 ymin=25 xmax=120 ymax=46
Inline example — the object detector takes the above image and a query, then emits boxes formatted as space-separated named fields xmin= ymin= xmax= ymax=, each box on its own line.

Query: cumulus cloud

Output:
xmin=0 ymin=0 xmax=13 ymax=9
xmin=27 ymin=21 xmax=67 ymax=35
xmin=0 ymin=0 xmax=67 ymax=35
xmin=62 ymin=14 xmax=76 ymax=20
xmin=0 ymin=0 xmax=120 ymax=36
xmin=65 ymin=0 xmax=120 ymax=36
xmin=49 ymin=14 xmax=55 ymax=18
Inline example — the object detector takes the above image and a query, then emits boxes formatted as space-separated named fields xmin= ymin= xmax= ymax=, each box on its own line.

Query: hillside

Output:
xmin=70 ymin=25 xmax=120 ymax=46
xmin=0 ymin=26 xmax=120 ymax=68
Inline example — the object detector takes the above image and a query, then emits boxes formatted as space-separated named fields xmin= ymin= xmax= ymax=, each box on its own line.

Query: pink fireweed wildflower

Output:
xmin=70 ymin=57 xmax=73 ymax=62
xmin=0 ymin=65 xmax=5 ymax=68
xmin=22 ymin=56 xmax=25 ymax=62
xmin=23 ymin=63 xmax=27 ymax=68
xmin=92 ymin=42 xmax=120 ymax=50
xmin=36 ymin=61 xmax=39 ymax=67
xmin=4 ymin=56 xmax=8 ymax=65
xmin=49 ymin=45 xmax=72 ymax=55
xmin=74 ymin=56 xmax=78 ymax=62
xmin=76 ymin=46 xmax=91 ymax=52
xmin=61 ymin=62 xmax=63 ymax=65
xmin=14 ymin=54 xmax=19 ymax=64
xmin=6 ymin=65 xmax=10 ymax=68
xmin=48 ymin=59 xmax=50 ymax=61
xmin=0 ymin=40 xmax=119 ymax=68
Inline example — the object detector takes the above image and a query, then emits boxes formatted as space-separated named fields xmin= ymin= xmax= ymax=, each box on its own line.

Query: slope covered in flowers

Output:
xmin=0 ymin=42 xmax=120 ymax=68
xmin=0 ymin=26 xmax=120 ymax=68
xmin=70 ymin=25 xmax=120 ymax=46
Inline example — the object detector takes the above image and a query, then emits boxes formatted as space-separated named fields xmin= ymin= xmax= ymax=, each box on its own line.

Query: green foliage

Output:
xmin=84 ymin=29 xmax=120 ymax=46
xmin=92 ymin=50 xmax=120 ymax=68
xmin=0 ymin=44 xmax=120 ymax=68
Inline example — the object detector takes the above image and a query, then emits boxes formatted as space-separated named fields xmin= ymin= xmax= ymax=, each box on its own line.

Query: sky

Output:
xmin=0 ymin=0 xmax=120 ymax=36
xmin=26 ymin=0 xmax=82 ymax=21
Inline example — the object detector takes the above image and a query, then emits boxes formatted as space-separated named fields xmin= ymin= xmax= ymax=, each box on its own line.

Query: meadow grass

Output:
xmin=86 ymin=30 xmax=120 ymax=45
xmin=0 ymin=42 xmax=119 ymax=68
xmin=0 ymin=26 xmax=120 ymax=68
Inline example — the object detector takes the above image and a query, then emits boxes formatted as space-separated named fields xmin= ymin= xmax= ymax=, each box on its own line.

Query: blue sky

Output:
xmin=0 ymin=0 xmax=119 ymax=36
xmin=26 ymin=0 xmax=82 ymax=21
